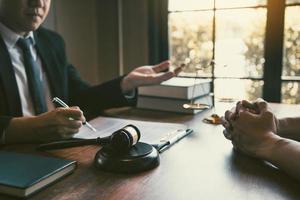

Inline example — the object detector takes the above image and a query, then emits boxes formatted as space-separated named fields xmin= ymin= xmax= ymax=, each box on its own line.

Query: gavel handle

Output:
xmin=37 ymin=138 xmax=102 ymax=151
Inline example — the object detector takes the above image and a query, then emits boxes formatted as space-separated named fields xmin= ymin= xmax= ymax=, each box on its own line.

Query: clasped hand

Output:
xmin=221 ymin=98 xmax=281 ymax=159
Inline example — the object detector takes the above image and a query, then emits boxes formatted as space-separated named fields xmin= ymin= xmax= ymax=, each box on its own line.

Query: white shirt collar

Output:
xmin=0 ymin=22 xmax=35 ymax=49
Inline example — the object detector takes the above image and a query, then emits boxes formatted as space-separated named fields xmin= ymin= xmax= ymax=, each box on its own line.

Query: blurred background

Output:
xmin=43 ymin=0 xmax=300 ymax=104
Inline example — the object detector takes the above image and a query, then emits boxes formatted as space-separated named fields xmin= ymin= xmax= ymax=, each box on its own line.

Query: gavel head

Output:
xmin=108 ymin=124 xmax=141 ymax=151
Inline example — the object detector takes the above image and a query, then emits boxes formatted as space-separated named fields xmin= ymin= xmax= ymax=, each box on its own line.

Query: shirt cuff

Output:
xmin=124 ymin=90 xmax=136 ymax=99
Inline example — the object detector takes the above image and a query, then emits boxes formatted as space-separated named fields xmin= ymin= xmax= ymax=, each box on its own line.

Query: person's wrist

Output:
xmin=276 ymin=118 xmax=286 ymax=136
xmin=5 ymin=116 xmax=37 ymax=143
xmin=121 ymin=76 xmax=134 ymax=94
xmin=257 ymin=133 xmax=283 ymax=160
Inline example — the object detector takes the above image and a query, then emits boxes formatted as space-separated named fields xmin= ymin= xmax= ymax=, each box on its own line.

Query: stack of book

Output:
xmin=137 ymin=77 xmax=212 ymax=114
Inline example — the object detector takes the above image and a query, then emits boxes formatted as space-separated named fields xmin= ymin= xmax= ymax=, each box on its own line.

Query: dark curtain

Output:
xmin=148 ymin=0 xmax=169 ymax=65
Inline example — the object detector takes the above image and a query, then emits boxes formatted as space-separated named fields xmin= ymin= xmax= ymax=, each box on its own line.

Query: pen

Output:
xmin=153 ymin=128 xmax=193 ymax=153
xmin=52 ymin=97 xmax=97 ymax=132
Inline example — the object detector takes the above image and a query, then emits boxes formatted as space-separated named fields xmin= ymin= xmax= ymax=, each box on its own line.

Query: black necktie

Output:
xmin=17 ymin=37 xmax=47 ymax=115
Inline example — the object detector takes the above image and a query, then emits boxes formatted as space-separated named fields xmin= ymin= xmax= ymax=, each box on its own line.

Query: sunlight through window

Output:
xmin=168 ymin=0 xmax=266 ymax=101
xmin=282 ymin=5 xmax=300 ymax=103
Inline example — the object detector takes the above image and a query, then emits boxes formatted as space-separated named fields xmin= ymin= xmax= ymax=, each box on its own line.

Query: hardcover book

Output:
xmin=137 ymin=94 xmax=213 ymax=114
xmin=138 ymin=77 xmax=211 ymax=99
xmin=0 ymin=151 xmax=76 ymax=197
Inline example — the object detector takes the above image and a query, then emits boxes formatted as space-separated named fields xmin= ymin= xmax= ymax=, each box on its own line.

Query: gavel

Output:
xmin=37 ymin=124 xmax=141 ymax=151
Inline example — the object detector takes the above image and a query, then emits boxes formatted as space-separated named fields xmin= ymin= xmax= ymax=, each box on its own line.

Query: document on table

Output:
xmin=74 ymin=116 xmax=189 ymax=145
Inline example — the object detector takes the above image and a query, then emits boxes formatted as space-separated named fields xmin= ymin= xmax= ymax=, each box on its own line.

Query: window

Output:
xmin=164 ymin=0 xmax=300 ymax=103
xmin=281 ymin=1 xmax=300 ymax=103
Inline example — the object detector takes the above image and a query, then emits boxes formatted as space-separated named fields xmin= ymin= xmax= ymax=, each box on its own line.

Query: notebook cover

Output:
xmin=0 ymin=151 xmax=76 ymax=194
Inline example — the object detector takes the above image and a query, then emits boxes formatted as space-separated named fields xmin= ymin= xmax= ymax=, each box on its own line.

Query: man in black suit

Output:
xmin=0 ymin=0 xmax=181 ymax=144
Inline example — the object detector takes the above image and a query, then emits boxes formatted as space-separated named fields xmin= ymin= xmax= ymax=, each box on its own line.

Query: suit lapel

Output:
xmin=34 ymin=31 xmax=62 ymax=100
xmin=0 ymin=35 xmax=22 ymax=116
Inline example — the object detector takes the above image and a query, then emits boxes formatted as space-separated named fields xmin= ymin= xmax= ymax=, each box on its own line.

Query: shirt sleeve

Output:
xmin=1 ymin=130 xmax=6 ymax=144
xmin=0 ymin=116 xmax=13 ymax=145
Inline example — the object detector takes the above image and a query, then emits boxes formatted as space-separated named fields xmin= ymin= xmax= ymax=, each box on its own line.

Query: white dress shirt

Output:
xmin=0 ymin=22 xmax=55 ymax=116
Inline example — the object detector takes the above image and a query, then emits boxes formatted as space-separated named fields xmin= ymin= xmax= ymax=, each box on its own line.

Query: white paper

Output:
xmin=74 ymin=116 xmax=188 ymax=144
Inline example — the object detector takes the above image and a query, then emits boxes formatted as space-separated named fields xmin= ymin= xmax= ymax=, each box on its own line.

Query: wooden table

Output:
xmin=1 ymin=103 xmax=300 ymax=200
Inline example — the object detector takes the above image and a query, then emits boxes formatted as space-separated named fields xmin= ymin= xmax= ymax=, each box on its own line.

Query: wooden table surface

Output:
xmin=1 ymin=103 xmax=300 ymax=200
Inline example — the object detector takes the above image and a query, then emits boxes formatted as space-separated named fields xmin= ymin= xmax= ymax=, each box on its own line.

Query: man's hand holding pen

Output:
xmin=52 ymin=97 xmax=97 ymax=132
xmin=30 ymin=106 xmax=86 ymax=141
xmin=5 ymin=106 xmax=86 ymax=143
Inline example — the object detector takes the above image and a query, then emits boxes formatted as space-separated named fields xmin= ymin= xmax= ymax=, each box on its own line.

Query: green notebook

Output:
xmin=0 ymin=151 xmax=77 ymax=197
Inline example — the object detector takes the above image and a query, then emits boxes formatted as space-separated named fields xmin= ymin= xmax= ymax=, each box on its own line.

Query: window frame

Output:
xmin=149 ymin=0 xmax=300 ymax=103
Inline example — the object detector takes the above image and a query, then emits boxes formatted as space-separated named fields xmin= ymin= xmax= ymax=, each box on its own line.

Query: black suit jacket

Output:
xmin=0 ymin=27 xmax=136 ymax=136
